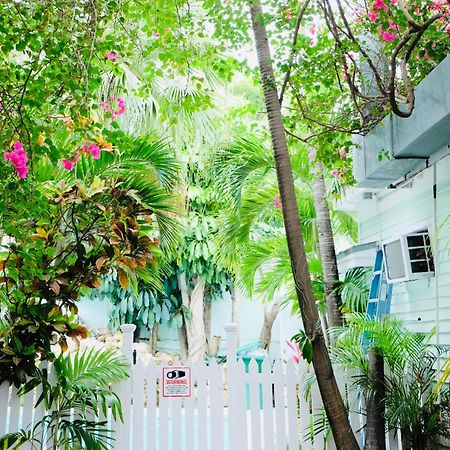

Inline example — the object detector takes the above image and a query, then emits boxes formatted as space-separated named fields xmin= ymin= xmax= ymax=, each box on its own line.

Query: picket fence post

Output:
xmin=224 ymin=323 xmax=238 ymax=450
xmin=113 ymin=323 xmax=135 ymax=450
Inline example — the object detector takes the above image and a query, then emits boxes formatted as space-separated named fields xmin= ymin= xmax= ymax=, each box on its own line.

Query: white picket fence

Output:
xmin=0 ymin=323 xmax=367 ymax=450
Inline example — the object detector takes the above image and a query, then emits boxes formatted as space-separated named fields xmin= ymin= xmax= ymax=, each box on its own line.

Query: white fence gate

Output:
xmin=0 ymin=323 xmax=366 ymax=449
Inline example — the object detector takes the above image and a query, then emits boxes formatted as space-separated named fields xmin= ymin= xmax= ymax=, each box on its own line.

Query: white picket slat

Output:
xmin=184 ymin=382 xmax=196 ymax=450
xmin=311 ymin=376 xmax=325 ymax=450
xmin=196 ymin=360 xmax=208 ymax=450
xmin=0 ymin=384 xmax=10 ymax=435
xmin=132 ymin=359 xmax=145 ymax=450
xmin=8 ymin=387 xmax=21 ymax=436
xmin=20 ymin=388 xmax=35 ymax=450
xmin=260 ymin=359 xmax=275 ymax=450
xmin=286 ymin=360 xmax=300 ymax=450
xmin=236 ymin=359 xmax=249 ymax=449
xmin=159 ymin=364 xmax=170 ymax=450
xmin=209 ymin=359 xmax=224 ymax=450
xmin=298 ymin=361 xmax=311 ymax=450
xmin=248 ymin=359 xmax=262 ymax=450
xmin=146 ymin=360 xmax=158 ymax=450
xmin=273 ymin=360 xmax=286 ymax=450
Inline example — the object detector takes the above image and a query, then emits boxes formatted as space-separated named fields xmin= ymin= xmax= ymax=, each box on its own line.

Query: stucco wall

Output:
xmin=356 ymin=151 xmax=450 ymax=344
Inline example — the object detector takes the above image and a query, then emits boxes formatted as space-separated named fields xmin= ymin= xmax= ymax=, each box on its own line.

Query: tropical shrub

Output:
xmin=332 ymin=314 xmax=450 ymax=449
xmin=0 ymin=347 xmax=129 ymax=450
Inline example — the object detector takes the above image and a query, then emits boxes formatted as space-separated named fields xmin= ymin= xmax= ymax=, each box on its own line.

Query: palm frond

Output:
xmin=336 ymin=266 xmax=371 ymax=314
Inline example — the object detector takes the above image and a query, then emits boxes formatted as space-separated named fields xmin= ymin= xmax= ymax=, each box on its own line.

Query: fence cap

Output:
xmin=120 ymin=323 xmax=137 ymax=333
xmin=224 ymin=323 xmax=239 ymax=332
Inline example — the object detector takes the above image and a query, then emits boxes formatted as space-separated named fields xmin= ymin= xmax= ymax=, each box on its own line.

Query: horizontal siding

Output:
xmin=357 ymin=154 xmax=450 ymax=344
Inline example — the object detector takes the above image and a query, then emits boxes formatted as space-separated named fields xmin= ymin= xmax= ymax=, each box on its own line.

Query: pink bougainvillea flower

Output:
xmin=152 ymin=32 xmax=160 ymax=38
xmin=62 ymin=158 xmax=75 ymax=170
xmin=446 ymin=24 xmax=450 ymax=35
xmin=340 ymin=148 xmax=348 ymax=158
xmin=4 ymin=140 xmax=29 ymax=179
xmin=372 ymin=0 xmax=388 ymax=11
xmin=274 ymin=194 xmax=282 ymax=210
xmin=165 ymin=28 xmax=171 ymax=33
xmin=285 ymin=8 xmax=293 ymax=19
xmin=100 ymin=97 xmax=126 ymax=119
xmin=341 ymin=167 xmax=348 ymax=174
xmin=105 ymin=51 xmax=117 ymax=61
xmin=414 ymin=6 xmax=420 ymax=13
xmin=431 ymin=0 xmax=445 ymax=10
xmin=368 ymin=10 xmax=379 ymax=21
xmin=81 ymin=142 xmax=102 ymax=159
xmin=285 ymin=340 xmax=302 ymax=365
xmin=380 ymin=29 xmax=397 ymax=42
xmin=388 ymin=19 xmax=400 ymax=30
xmin=310 ymin=22 xmax=317 ymax=36
xmin=331 ymin=169 xmax=340 ymax=178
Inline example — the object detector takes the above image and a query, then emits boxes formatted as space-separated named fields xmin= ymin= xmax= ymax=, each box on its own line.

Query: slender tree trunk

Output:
xmin=259 ymin=300 xmax=281 ymax=351
xmin=179 ymin=274 xmax=206 ymax=362
xmin=178 ymin=322 xmax=188 ymax=362
xmin=365 ymin=349 xmax=386 ymax=450
xmin=149 ymin=323 xmax=159 ymax=355
xmin=204 ymin=299 xmax=212 ymax=355
xmin=231 ymin=282 xmax=240 ymax=346
xmin=133 ymin=325 xmax=141 ymax=343
xmin=401 ymin=430 xmax=412 ymax=450
xmin=249 ymin=3 xmax=359 ymax=449
xmin=309 ymin=152 xmax=344 ymax=328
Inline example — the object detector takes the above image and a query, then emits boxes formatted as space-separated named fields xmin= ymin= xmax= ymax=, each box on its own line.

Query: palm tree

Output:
xmin=212 ymin=134 xmax=356 ymax=350
xmin=332 ymin=314 xmax=450 ymax=450
xmin=248 ymin=1 xmax=359 ymax=448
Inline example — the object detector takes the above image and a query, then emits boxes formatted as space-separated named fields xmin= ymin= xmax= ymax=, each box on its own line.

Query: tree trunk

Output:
xmin=186 ymin=276 xmax=206 ymax=361
xmin=133 ymin=325 xmax=141 ymax=343
xmin=365 ymin=349 xmax=386 ymax=450
xmin=149 ymin=323 xmax=159 ymax=355
xmin=401 ymin=429 xmax=412 ymax=450
xmin=309 ymin=152 xmax=344 ymax=328
xmin=178 ymin=322 xmax=188 ymax=362
xmin=259 ymin=300 xmax=281 ymax=351
xmin=230 ymin=283 xmax=240 ymax=346
xmin=249 ymin=3 xmax=359 ymax=449
xmin=204 ymin=299 xmax=212 ymax=355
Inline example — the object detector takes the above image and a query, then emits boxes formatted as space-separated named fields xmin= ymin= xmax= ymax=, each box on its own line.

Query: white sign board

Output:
xmin=162 ymin=366 xmax=192 ymax=398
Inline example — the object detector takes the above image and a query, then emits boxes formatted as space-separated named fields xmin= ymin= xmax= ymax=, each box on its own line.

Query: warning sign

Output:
xmin=162 ymin=366 xmax=192 ymax=398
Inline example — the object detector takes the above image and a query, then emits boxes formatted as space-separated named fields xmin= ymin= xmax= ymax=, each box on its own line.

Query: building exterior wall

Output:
xmin=77 ymin=289 xmax=303 ymax=358
xmin=355 ymin=152 xmax=450 ymax=344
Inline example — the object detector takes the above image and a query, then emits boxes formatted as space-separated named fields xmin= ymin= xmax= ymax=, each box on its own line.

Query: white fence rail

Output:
xmin=0 ymin=323 xmax=368 ymax=449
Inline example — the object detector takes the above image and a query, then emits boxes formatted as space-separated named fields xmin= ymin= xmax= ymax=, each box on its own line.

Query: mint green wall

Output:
xmin=357 ymin=153 xmax=450 ymax=344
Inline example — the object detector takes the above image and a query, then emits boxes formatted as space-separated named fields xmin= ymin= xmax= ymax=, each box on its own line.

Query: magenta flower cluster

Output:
xmin=61 ymin=141 xmax=102 ymax=171
xmin=4 ymin=140 xmax=29 ymax=179
xmin=99 ymin=97 xmax=126 ymax=119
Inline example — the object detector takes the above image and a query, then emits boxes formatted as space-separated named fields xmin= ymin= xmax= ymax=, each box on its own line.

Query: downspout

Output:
xmin=433 ymin=164 xmax=440 ymax=347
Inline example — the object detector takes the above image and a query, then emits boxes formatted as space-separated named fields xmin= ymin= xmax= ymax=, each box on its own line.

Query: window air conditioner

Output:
xmin=382 ymin=229 xmax=434 ymax=283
